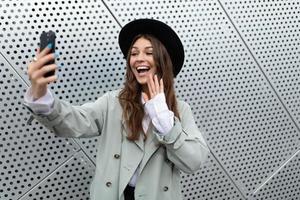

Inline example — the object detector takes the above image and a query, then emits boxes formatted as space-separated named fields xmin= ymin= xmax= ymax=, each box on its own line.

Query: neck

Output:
xmin=142 ymin=84 xmax=150 ymax=97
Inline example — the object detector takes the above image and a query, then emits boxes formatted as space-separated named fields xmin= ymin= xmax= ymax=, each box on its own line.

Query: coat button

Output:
xmin=106 ymin=182 xmax=112 ymax=187
xmin=163 ymin=186 xmax=168 ymax=191
xmin=114 ymin=154 xmax=120 ymax=159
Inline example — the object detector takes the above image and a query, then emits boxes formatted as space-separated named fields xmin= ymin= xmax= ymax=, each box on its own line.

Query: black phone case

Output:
xmin=40 ymin=31 xmax=56 ymax=77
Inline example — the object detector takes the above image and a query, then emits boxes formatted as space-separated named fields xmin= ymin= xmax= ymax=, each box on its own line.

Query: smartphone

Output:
xmin=40 ymin=31 xmax=56 ymax=77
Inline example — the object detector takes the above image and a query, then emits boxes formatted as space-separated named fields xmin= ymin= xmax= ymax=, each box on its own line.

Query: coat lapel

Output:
xmin=119 ymin=120 xmax=162 ymax=198
xmin=139 ymin=124 xmax=161 ymax=174
xmin=119 ymin=120 xmax=144 ymax=198
xmin=121 ymin=119 xmax=144 ymax=150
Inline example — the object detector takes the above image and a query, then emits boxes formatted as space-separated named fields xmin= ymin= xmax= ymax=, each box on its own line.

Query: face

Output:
xmin=129 ymin=37 xmax=157 ymax=86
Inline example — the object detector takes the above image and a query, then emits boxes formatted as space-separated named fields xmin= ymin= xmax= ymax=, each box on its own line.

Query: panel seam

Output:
xmin=218 ymin=0 xmax=300 ymax=195
xmin=0 ymin=52 xmax=30 ymax=87
xmin=71 ymin=138 xmax=97 ymax=166
xmin=17 ymin=151 xmax=84 ymax=200
xmin=101 ymin=0 xmax=122 ymax=28
xmin=253 ymin=149 xmax=300 ymax=194
xmin=217 ymin=0 xmax=300 ymax=133
xmin=208 ymin=145 xmax=247 ymax=199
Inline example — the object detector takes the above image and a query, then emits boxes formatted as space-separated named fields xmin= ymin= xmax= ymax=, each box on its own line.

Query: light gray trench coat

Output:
xmin=32 ymin=90 xmax=209 ymax=200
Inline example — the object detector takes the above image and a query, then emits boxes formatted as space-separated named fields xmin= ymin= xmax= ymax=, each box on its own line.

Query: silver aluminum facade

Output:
xmin=0 ymin=0 xmax=299 ymax=199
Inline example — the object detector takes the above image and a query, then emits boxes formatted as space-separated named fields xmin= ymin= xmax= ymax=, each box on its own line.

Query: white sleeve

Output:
xmin=144 ymin=93 xmax=174 ymax=136
xmin=23 ymin=87 xmax=55 ymax=115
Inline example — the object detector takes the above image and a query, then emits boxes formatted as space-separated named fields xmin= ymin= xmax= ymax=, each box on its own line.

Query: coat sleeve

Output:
xmin=155 ymin=101 xmax=210 ymax=174
xmin=31 ymin=92 xmax=110 ymax=138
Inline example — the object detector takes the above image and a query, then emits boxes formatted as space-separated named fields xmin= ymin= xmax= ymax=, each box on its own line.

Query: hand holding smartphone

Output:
xmin=39 ymin=31 xmax=56 ymax=77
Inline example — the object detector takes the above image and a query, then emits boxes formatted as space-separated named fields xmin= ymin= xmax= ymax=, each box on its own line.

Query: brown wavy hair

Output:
xmin=119 ymin=34 xmax=180 ymax=141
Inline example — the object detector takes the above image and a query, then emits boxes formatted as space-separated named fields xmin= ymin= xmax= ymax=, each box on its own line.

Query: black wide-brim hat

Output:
xmin=118 ymin=18 xmax=184 ymax=77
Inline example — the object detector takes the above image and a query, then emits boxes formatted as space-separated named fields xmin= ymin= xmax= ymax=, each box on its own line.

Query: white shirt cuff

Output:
xmin=144 ymin=93 xmax=174 ymax=135
xmin=23 ymin=87 xmax=55 ymax=115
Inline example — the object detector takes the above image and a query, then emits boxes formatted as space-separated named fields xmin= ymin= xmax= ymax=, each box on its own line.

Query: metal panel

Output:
xmin=219 ymin=0 xmax=300 ymax=198
xmin=181 ymin=155 xmax=245 ymax=200
xmin=251 ymin=150 xmax=300 ymax=200
xmin=0 ymin=55 xmax=80 ymax=200
xmin=105 ymin=0 xmax=300 ymax=198
xmin=19 ymin=151 xmax=95 ymax=200
xmin=0 ymin=0 xmax=124 ymax=166
xmin=0 ymin=0 xmax=299 ymax=199
xmin=220 ymin=0 xmax=300 ymax=128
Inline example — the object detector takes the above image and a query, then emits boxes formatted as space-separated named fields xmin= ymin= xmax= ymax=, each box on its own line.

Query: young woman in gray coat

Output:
xmin=24 ymin=19 xmax=209 ymax=200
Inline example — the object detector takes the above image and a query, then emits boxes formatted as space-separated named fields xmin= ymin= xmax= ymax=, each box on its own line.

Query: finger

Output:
xmin=39 ymin=53 xmax=56 ymax=66
xmin=36 ymin=43 xmax=54 ymax=60
xmin=28 ymin=47 xmax=55 ymax=80
xmin=44 ymin=74 xmax=58 ymax=83
xmin=28 ymin=59 xmax=54 ymax=80
xmin=31 ymin=64 xmax=57 ymax=80
xmin=146 ymin=74 xmax=153 ymax=92
xmin=154 ymin=74 xmax=160 ymax=93
xmin=29 ymin=51 xmax=56 ymax=76
xmin=159 ymin=78 xmax=164 ymax=93
xmin=28 ymin=48 xmax=40 ymax=72
xmin=40 ymin=63 xmax=57 ymax=77
xmin=149 ymin=74 xmax=156 ymax=97
xmin=36 ymin=74 xmax=58 ymax=85
xmin=146 ymin=77 xmax=153 ymax=97
xmin=33 ymin=53 xmax=56 ymax=70
xmin=142 ymin=92 xmax=149 ymax=102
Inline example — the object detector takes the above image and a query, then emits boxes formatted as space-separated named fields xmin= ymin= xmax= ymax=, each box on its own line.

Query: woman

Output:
xmin=24 ymin=19 xmax=209 ymax=200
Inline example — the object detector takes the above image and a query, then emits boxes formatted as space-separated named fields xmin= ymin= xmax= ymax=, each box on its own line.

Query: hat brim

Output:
xmin=118 ymin=19 xmax=184 ymax=77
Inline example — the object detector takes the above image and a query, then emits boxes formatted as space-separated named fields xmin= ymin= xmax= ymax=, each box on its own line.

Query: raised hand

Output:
xmin=142 ymin=74 xmax=164 ymax=102
xmin=27 ymin=44 xmax=58 ymax=99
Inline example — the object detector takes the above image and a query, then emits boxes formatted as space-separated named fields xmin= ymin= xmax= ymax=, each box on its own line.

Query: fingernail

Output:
xmin=54 ymin=51 xmax=60 ymax=58
xmin=47 ymin=43 xmax=53 ymax=49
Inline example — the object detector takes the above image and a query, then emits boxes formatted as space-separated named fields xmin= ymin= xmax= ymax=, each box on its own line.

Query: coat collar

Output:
xmin=121 ymin=118 xmax=160 ymax=153
xmin=121 ymin=118 xmax=144 ymax=151
xmin=139 ymin=124 xmax=161 ymax=174
xmin=118 ymin=130 xmax=144 ymax=199
xmin=119 ymin=119 xmax=162 ymax=197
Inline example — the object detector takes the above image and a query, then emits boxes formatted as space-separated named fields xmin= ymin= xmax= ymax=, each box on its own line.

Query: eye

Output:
xmin=146 ymin=52 xmax=153 ymax=55
xmin=130 ymin=52 xmax=138 ymax=56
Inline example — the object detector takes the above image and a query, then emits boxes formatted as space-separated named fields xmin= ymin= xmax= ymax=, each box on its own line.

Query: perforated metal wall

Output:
xmin=0 ymin=0 xmax=299 ymax=200
xmin=0 ymin=56 xmax=80 ymax=199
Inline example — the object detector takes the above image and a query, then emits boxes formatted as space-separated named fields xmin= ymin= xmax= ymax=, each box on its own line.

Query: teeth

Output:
xmin=137 ymin=66 xmax=149 ymax=70
xmin=136 ymin=66 xmax=150 ymax=73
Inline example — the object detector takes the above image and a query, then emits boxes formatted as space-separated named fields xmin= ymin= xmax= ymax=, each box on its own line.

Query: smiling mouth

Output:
xmin=136 ymin=66 xmax=150 ymax=73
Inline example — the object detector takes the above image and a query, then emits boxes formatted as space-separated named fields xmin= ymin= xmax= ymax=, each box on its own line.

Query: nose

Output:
xmin=136 ymin=52 xmax=146 ymax=62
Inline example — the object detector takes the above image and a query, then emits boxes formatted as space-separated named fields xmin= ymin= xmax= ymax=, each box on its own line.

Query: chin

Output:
xmin=136 ymin=78 xmax=147 ymax=85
